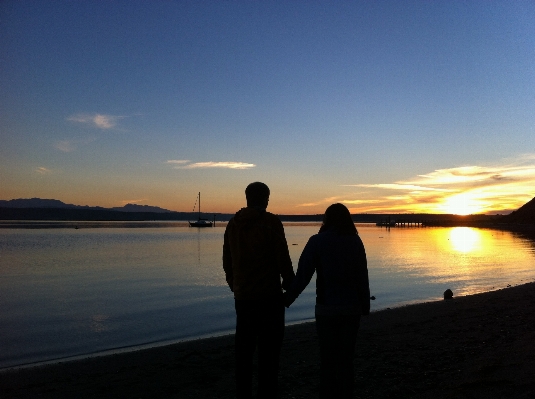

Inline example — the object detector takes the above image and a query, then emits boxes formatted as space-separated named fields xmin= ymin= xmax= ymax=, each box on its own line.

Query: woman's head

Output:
xmin=319 ymin=203 xmax=357 ymax=235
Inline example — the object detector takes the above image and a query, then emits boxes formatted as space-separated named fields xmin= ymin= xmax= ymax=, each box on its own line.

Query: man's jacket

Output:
xmin=223 ymin=207 xmax=295 ymax=300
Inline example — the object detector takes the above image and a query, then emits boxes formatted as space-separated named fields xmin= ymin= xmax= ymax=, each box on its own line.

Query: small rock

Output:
xmin=370 ymin=296 xmax=376 ymax=300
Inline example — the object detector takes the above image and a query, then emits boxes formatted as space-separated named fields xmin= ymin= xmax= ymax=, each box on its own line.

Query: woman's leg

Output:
xmin=316 ymin=314 xmax=360 ymax=399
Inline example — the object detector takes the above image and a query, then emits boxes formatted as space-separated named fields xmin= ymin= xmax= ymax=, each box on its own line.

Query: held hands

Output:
xmin=282 ymin=291 xmax=295 ymax=308
xmin=361 ymin=295 xmax=375 ymax=316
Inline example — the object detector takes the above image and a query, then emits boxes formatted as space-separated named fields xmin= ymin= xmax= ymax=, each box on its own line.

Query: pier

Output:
xmin=376 ymin=219 xmax=425 ymax=227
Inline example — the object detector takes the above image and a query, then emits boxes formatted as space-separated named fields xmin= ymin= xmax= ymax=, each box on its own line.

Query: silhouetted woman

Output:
xmin=285 ymin=203 xmax=370 ymax=399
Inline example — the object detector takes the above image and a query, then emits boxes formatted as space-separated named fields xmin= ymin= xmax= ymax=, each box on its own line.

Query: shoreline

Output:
xmin=0 ymin=279 xmax=522 ymax=373
xmin=2 ymin=282 xmax=534 ymax=398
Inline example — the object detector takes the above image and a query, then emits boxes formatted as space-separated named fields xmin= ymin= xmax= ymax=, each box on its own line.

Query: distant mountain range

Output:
xmin=1 ymin=196 xmax=535 ymax=224
xmin=0 ymin=198 xmax=173 ymax=213
xmin=0 ymin=198 xmax=234 ymax=222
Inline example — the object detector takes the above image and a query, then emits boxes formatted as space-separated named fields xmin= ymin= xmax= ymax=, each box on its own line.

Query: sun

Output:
xmin=439 ymin=194 xmax=484 ymax=215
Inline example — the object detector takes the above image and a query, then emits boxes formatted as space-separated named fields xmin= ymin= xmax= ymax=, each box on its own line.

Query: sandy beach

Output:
xmin=1 ymin=282 xmax=534 ymax=399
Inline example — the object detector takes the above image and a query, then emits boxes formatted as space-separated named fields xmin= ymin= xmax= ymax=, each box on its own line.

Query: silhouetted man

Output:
xmin=223 ymin=182 xmax=295 ymax=399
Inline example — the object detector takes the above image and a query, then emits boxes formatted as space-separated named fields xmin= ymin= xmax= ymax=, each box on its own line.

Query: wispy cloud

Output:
xmin=342 ymin=155 xmax=535 ymax=214
xmin=167 ymin=160 xmax=256 ymax=170
xmin=298 ymin=197 xmax=396 ymax=210
xmin=120 ymin=199 xmax=147 ymax=205
xmin=298 ymin=196 xmax=341 ymax=207
xmin=342 ymin=199 xmax=386 ymax=205
xmin=166 ymin=160 xmax=190 ymax=165
xmin=54 ymin=137 xmax=96 ymax=152
xmin=353 ymin=183 xmax=452 ymax=192
xmin=67 ymin=113 xmax=125 ymax=129
xmin=35 ymin=166 xmax=51 ymax=175
xmin=184 ymin=162 xmax=256 ymax=170
xmin=55 ymin=140 xmax=77 ymax=153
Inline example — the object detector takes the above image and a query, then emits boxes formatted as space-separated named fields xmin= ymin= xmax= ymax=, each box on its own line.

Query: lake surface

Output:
xmin=1 ymin=222 xmax=534 ymax=369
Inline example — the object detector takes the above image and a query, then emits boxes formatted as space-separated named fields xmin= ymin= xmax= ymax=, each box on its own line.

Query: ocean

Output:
xmin=1 ymin=222 xmax=534 ymax=369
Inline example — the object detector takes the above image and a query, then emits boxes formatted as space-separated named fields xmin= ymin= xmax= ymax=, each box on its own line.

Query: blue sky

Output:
xmin=1 ymin=1 xmax=535 ymax=214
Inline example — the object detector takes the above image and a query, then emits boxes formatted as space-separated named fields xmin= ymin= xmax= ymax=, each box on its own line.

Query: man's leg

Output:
xmin=235 ymin=299 xmax=258 ymax=399
xmin=257 ymin=299 xmax=285 ymax=399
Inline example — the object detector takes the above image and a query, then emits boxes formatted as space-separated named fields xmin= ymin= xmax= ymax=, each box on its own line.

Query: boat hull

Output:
xmin=189 ymin=220 xmax=213 ymax=227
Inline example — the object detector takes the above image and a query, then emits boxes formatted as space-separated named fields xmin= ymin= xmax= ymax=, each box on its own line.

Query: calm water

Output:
xmin=1 ymin=222 xmax=534 ymax=369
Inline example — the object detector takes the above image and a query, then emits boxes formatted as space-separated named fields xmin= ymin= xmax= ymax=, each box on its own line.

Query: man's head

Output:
xmin=245 ymin=182 xmax=270 ymax=208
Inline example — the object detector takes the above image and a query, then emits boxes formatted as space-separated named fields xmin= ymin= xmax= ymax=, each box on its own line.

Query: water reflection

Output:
xmin=90 ymin=314 xmax=110 ymax=333
xmin=448 ymin=227 xmax=481 ymax=253
xmin=362 ymin=224 xmax=535 ymax=303
xmin=1 ymin=223 xmax=535 ymax=369
xmin=510 ymin=230 xmax=535 ymax=254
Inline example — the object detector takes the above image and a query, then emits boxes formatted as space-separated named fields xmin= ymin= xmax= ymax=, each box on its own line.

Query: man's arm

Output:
xmin=272 ymin=218 xmax=295 ymax=290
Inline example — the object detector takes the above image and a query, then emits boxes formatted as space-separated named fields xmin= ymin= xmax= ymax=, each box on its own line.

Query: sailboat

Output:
xmin=189 ymin=192 xmax=213 ymax=227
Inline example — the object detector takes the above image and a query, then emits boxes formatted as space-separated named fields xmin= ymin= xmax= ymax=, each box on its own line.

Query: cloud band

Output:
xmin=167 ymin=160 xmax=256 ymax=170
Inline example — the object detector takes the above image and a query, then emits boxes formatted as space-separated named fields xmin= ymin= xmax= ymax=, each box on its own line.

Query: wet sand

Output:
xmin=1 ymin=282 xmax=534 ymax=398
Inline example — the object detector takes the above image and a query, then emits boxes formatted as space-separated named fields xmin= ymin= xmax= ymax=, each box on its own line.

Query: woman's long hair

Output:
xmin=318 ymin=203 xmax=357 ymax=235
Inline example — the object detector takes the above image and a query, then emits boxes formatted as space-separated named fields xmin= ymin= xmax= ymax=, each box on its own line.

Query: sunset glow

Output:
xmin=340 ymin=157 xmax=535 ymax=215
xmin=438 ymin=194 xmax=485 ymax=216
xmin=2 ymin=2 xmax=535 ymax=215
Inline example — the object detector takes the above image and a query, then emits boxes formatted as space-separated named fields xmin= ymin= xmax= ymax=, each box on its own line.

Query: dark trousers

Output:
xmin=234 ymin=298 xmax=285 ymax=399
xmin=315 ymin=314 xmax=361 ymax=399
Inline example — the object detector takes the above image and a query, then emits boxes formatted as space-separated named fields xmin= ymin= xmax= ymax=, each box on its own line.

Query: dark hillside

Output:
xmin=503 ymin=196 xmax=535 ymax=224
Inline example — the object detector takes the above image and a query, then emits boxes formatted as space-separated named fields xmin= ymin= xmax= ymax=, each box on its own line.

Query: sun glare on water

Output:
xmin=449 ymin=227 xmax=481 ymax=253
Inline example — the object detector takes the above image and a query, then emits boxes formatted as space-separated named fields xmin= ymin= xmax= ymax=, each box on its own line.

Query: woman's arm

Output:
xmin=284 ymin=236 xmax=318 ymax=306
xmin=356 ymin=236 xmax=371 ymax=315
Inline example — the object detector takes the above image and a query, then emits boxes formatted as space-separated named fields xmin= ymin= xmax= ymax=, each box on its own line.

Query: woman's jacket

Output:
xmin=286 ymin=229 xmax=370 ymax=316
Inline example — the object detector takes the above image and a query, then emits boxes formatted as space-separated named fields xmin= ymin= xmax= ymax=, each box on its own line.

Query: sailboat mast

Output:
xmin=198 ymin=192 xmax=201 ymax=219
